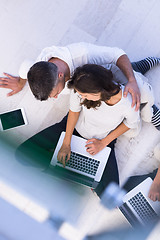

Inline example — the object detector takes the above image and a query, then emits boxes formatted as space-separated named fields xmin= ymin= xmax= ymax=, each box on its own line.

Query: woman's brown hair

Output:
xmin=68 ymin=64 xmax=120 ymax=109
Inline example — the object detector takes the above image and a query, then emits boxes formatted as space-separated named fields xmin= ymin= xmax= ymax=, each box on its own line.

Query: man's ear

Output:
xmin=58 ymin=72 xmax=64 ymax=79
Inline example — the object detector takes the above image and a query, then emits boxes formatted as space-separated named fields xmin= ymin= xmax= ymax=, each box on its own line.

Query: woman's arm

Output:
xmin=148 ymin=165 xmax=160 ymax=201
xmin=57 ymin=110 xmax=80 ymax=166
xmin=86 ymin=122 xmax=129 ymax=155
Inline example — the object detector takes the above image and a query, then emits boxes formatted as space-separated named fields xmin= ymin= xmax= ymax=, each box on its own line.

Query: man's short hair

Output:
xmin=27 ymin=61 xmax=58 ymax=101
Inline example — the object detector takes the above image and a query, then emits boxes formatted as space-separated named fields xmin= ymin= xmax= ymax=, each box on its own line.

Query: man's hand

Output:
xmin=123 ymin=79 xmax=141 ymax=111
xmin=0 ymin=73 xmax=26 ymax=96
xmin=148 ymin=181 xmax=160 ymax=201
xmin=85 ymin=138 xmax=106 ymax=155
xmin=116 ymin=55 xmax=141 ymax=111
xmin=57 ymin=144 xmax=71 ymax=167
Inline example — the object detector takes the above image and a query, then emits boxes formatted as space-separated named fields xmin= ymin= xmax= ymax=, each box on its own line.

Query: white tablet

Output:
xmin=0 ymin=108 xmax=28 ymax=131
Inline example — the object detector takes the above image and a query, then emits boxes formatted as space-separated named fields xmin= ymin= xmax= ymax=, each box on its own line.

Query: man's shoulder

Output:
xmin=66 ymin=42 xmax=90 ymax=52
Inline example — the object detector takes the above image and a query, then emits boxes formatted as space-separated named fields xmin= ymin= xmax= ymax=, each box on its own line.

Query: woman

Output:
xmin=57 ymin=64 xmax=141 ymax=197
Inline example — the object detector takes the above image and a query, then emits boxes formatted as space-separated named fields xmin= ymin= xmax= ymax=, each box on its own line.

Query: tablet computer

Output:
xmin=0 ymin=108 xmax=28 ymax=131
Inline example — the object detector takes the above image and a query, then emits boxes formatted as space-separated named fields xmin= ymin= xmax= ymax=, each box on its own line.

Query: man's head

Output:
xmin=27 ymin=61 xmax=65 ymax=101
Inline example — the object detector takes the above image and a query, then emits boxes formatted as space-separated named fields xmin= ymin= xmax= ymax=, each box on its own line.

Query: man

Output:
xmin=0 ymin=42 xmax=140 ymax=110
xmin=1 ymin=42 xmax=160 ymax=130
xmin=3 ymin=42 xmax=157 ymax=200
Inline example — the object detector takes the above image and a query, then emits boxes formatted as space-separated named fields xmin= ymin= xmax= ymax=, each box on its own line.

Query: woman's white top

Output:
xmin=70 ymin=85 xmax=141 ymax=140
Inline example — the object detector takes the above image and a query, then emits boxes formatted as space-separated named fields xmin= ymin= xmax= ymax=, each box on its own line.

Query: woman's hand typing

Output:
xmin=85 ymin=138 xmax=106 ymax=155
xmin=57 ymin=144 xmax=71 ymax=167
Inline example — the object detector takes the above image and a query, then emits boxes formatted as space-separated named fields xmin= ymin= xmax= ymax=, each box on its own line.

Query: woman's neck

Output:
xmin=105 ymin=89 xmax=122 ymax=106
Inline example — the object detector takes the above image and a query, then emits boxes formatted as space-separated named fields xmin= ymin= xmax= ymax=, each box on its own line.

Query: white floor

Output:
xmin=0 ymin=0 xmax=160 ymax=239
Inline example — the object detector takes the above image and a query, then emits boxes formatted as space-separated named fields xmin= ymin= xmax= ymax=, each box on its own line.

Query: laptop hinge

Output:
xmin=48 ymin=165 xmax=97 ymax=188
xmin=119 ymin=203 xmax=143 ymax=227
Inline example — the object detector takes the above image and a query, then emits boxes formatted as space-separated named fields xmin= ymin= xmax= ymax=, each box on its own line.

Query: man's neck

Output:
xmin=49 ymin=57 xmax=70 ymax=82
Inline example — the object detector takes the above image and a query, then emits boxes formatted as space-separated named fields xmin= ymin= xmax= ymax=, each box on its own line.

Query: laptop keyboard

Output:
xmin=58 ymin=151 xmax=100 ymax=176
xmin=128 ymin=192 xmax=159 ymax=224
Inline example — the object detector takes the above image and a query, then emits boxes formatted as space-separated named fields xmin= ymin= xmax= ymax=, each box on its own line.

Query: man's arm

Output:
xmin=116 ymin=55 xmax=141 ymax=111
xmin=0 ymin=59 xmax=34 ymax=96
xmin=0 ymin=73 xmax=26 ymax=96
xmin=148 ymin=165 xmax=160 ymax=201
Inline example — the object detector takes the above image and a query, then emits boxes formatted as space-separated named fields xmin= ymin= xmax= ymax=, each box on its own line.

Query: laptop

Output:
xmin=119 ymin=177 xmax=160 ymax=227
xmin=50 ymin=131 xmax=111 ymax=189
